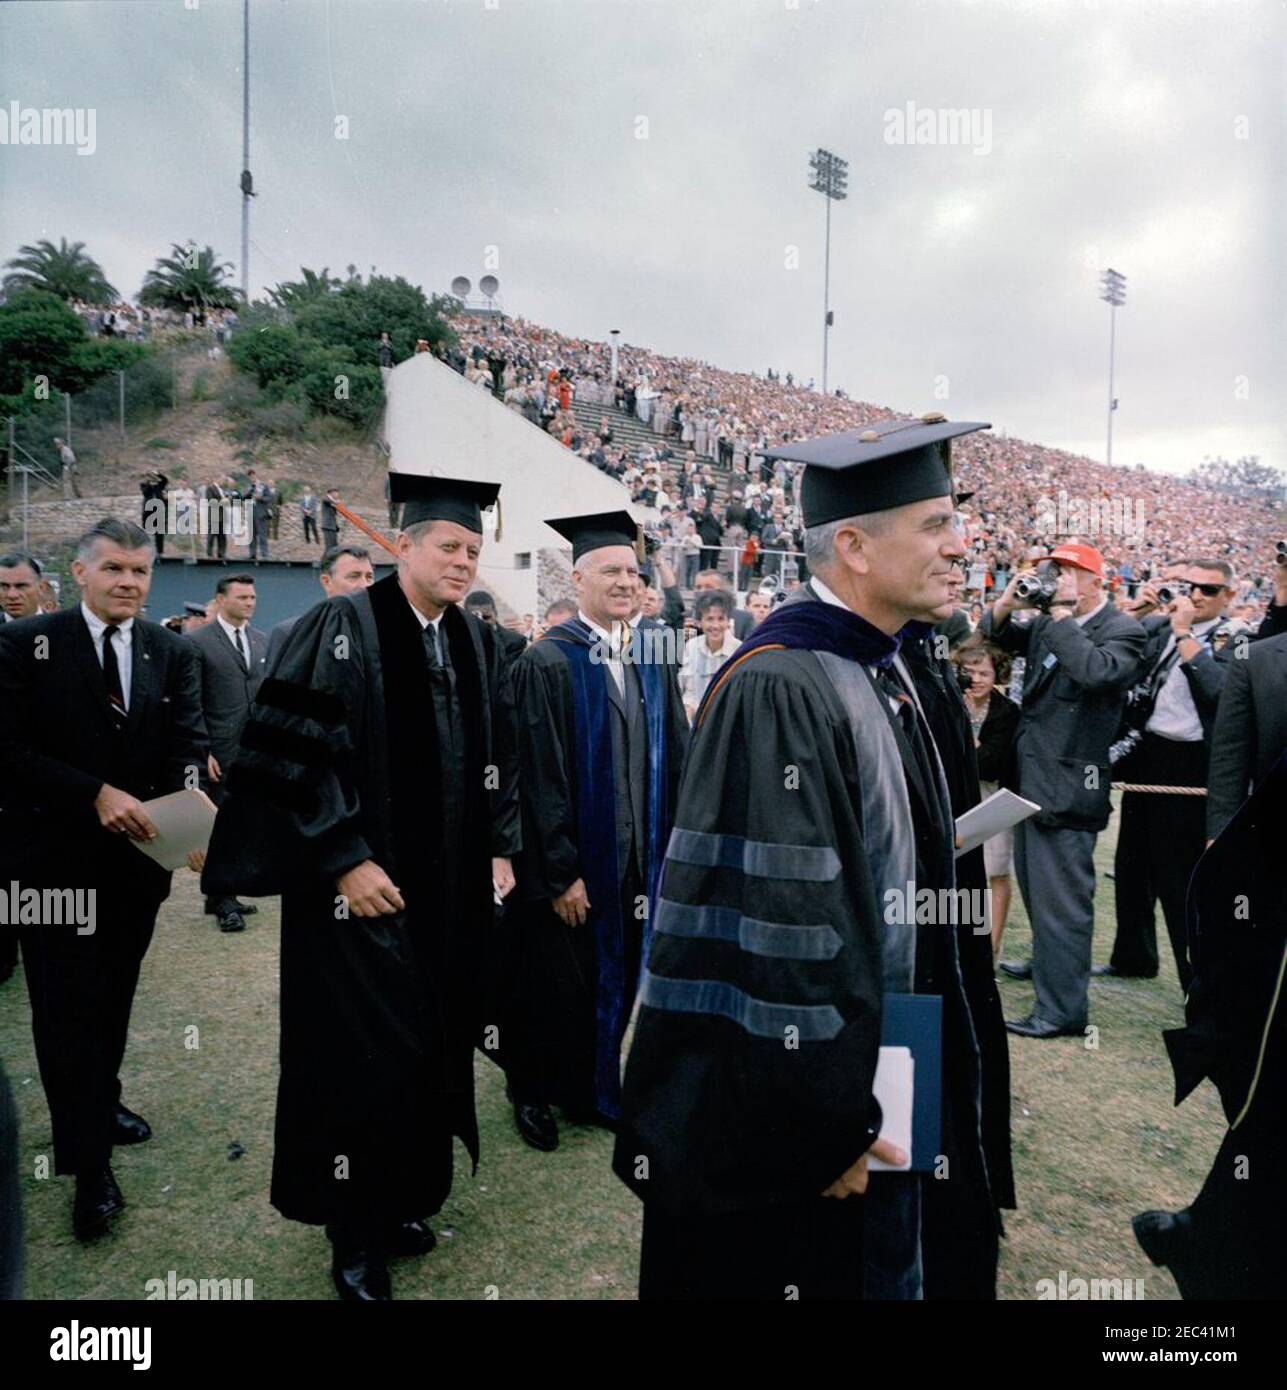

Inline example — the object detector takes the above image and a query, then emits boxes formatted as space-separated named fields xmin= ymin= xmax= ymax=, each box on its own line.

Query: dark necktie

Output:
xmin=877 ymin=664 xmax=940 ymax=820
xmin=102 ymin=625 xmax=127 ymax=729
xmin=234 ymin=626 xmax=247 ymax=669
xmin=422 ymin=622 xmax=441 ymax=669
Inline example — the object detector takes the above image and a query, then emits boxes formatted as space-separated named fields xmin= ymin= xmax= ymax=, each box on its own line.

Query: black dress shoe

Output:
xmin=386 ymin=1219 xmax=436 ymax=1258
xmin=329 ymin=1238 xmax=392 ymax=1301
xmin=1006 ymin=1013 xmax=1085 ymax=1039
xmin=514 ymin=1102 xmax=559 ymax=1152
xmin=1132 ymin=1209 xmax=1204 ymax=1297
xmin=233 ymin=901 xmax=259 ymax=916
xmin=73 ymin=1166 xmax=125 ymax=1240
xmin=998 ymin=959 xmax=1032 ymax=980
xmin=218 ymin=910 xmax=246 ymax=933
xmin=111 ymin=1104 xmax=152 ymax=1145
xmin=1091 ymin=962 xmax=1155 ymax=979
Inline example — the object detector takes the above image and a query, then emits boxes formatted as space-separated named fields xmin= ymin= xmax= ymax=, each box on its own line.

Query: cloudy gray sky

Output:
xmin=2 ymin=0 xmax=1282 ymax=474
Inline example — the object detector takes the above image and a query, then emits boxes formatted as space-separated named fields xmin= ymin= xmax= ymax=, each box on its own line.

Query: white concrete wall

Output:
xmin=382 ymin=353 xmax=637 ymax=617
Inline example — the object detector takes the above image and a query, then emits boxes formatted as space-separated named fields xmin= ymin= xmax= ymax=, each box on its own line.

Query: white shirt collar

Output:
xmin=809 ymin=575 xmax=848 ymax=611
xmin=405 ymin=595 xmax=444 ymax=631
xmin=81 ymin=601 xmax=134 ymax=639
xmin=216 ymin=613 xmax=247 ymax=643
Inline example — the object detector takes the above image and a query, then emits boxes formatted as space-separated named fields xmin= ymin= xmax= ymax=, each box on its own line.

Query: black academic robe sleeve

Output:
xmin=617 ymin=651 xmax=885 ymax=1217
xmin=203 ymin=598 xmax=373 ymax=898
xmin=510 ymin=642 xmax=579 ymax=899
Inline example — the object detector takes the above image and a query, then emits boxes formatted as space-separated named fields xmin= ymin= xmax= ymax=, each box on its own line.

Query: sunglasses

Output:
xmin=1189 ymin=582 xmax=1228 ymax=597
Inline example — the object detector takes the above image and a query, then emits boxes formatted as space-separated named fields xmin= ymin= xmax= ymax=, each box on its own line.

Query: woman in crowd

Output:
xmin=953 ymin=633 xmax=1021 ymax=957
xmin=678 ymin=589 xmax=740 ymax=722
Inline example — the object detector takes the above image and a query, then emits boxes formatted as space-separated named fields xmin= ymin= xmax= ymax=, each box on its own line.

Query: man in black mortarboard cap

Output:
xmin=614 ymin=414 xmax=1005 ymax=1301
xmin=500 ymin=510 xmax=688 ymax=1153
xmin=203 ymin=472 xmax=520 ymax=1300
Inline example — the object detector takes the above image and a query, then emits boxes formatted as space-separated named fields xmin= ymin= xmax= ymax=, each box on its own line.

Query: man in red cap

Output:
xmin=983 ymin=541 xmax=1146 ymax=1038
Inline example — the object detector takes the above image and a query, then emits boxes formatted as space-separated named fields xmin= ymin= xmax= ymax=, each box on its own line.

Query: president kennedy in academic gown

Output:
xmin=502 ymin=511 xmax=687 ymax=1151
xmin=614 ymin=417 xmax=998 ymax=1300
xmin=203 ymin=474 xmax=519 ymax=1301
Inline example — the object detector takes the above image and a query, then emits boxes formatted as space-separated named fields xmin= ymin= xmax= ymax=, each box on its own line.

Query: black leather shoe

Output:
xmin=329 ymin=1238 xmax=392 ymax=1301
xmin=514 ymin=1102 xmax=559 ymax=1152
xmin=1132 ymin=1209 xmax=1204 ymax=1297
xmin=998 ymin=959 xmax=1032 ymax=980
xmin=234 ymin=901 xmax=259 ymax=916
xmin=1006 ymin=1013 xmax=1085 ymax=1039
xmin=386 ymin=1219 xmax=436 ymax=1258
xmin=1092 ymin=962 xmax=1155 ymax=979
xmin=111 ymin=1104 xmax=152 ymax=1145
xmin=73 ymin=1167 xmax=125 ymax=1240
xmin=218 ymin=910 xmax=246 ymax=933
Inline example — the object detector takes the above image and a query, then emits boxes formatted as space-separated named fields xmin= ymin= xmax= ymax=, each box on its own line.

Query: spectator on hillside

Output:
xmin=139 ymin=471 xmax=169 ymax=555
xmin=53 ymin=437 xmax=80 ymax=500
xmin=299 ymin=485 xmax=320 ymax=544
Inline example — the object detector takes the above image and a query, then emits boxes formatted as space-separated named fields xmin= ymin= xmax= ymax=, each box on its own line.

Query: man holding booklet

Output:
xmin=614 ymin=416 xmax=999 ymax=1300
xmin=0 ymin=518 xmax=207 ymax=1241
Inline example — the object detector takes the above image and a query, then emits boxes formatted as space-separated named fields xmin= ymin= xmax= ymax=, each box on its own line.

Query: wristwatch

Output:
xmin=1173 ymin=629 xmax=1194 ymax=640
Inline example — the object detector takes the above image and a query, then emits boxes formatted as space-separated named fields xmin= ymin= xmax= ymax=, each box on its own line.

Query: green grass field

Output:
xmin=0 ymin=800 xmax=1221 ymax=1300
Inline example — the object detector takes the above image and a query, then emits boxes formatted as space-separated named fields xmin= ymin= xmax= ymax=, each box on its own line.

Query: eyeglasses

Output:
xmin=1189 ymin=582 xmax=1228 ymax=597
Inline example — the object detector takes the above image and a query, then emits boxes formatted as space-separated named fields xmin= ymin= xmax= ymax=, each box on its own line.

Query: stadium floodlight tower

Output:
xmin=1099 ymin=267 xmax=1127 ymax=468
xmin=808 ymin=147 xmax=848 ymax=395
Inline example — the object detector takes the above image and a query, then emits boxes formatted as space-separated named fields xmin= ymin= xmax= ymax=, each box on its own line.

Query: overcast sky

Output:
xmin=2 ymin=0 xmax=1282 ymax=475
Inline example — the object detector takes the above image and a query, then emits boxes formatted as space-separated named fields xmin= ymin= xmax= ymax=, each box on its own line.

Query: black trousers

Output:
xmin=206 ymin=531 xmax=227 ymax=559
xmin=20 ymin=892 xmax=161 ymax=1175
xmin=506 ymin=864 xmax=643 ymax=1113
xmin=0 ymin=927 xmax=17 ymax=981
xmin=639 ymin=1197 xmax=865 ymax=1300
xmin=1111 ymin=733 xmax=1206 ymax=988
xmin=303 ymin=515 xmax=319 ymax=543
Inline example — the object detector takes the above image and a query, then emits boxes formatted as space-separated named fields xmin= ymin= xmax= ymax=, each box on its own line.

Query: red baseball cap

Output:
xmin=1049 ymin=542 xmax=1105 ymax=579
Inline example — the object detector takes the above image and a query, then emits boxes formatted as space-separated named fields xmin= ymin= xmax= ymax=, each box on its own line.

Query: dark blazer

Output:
xmin=982 ymin=600 xmax=1146 ymax=830
xmin=1133 ymin=612 xmax=1236 ymax=752
xmin=975 ymin=688 xmax=1020 ymax=787
xmin=186 ymin=619 xmax=269 ymax=774
xmin=1205 ymin=632 xmax=1287 ymax=839
xmin=1252 ymin=600 xmax=1287 ymax=642
xmin=0 ymin=607 xmax=206 ymax=890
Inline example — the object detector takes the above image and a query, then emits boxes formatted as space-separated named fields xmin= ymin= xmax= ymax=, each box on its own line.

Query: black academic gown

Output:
xmin=203 ymin=575 xmax=520 ymax=1230
xmin=502 ymin=622 xmax=687 ymax=1119
xmin=1155 ymin=751 xmax=1287 ymax=1297
xmin=615 ymin=600 xmax=991 ymax=1301
xmin=903 ymin=634 xmax=1015 ymax=1300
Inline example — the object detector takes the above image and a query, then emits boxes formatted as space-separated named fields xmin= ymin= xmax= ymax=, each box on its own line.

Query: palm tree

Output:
xmin=138 ymin=242 xmax=240 ymax=322
xmin=268 ymin=266 xmax=340 ymax=310
xmin=3 ymin=237 xmax=117 ymax=303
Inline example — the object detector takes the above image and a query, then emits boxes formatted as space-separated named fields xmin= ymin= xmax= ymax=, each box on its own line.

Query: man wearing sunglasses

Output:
xmin=1100 ymin=559 xmax=1238 ymax=988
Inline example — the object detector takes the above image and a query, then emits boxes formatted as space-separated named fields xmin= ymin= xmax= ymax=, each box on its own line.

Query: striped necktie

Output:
xmin=102 ymin=625 xmax=127 ymax=729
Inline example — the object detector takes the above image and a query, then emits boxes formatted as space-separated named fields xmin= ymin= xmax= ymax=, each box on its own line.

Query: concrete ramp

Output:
xmin=382 ymin=352 xmax=636 ymax=616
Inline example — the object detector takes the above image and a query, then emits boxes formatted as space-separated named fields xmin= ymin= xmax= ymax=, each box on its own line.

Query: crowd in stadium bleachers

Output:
xmin=442 ymin=313 xmax=1283 ymax=626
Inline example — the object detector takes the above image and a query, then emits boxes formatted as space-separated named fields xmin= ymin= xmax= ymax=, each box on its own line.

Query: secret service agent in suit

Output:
xmin=0 ymin=518 xmax=207 ymax=1240
xmin=982 ymin=542 xmax=1146 ymax=1038
xmin=264 ymin=545 xmax=375 ymax=672
xmin=1103 ymin=561 xmax=1238 ymax=987
xmin=1206 ymin=631 xmax=1287 ymax=843
xmin=186 ymin=572 xmax=268 ymax=932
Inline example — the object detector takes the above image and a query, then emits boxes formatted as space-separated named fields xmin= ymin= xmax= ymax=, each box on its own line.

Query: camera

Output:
xmin=1014 ymin=560 xmax=1059 ymax=612
xmin=955 ymin=664 xmax=974 ymax=694
xmin=1276 ymin=541 xmax=1287 ymax=566
xmin=1155 ymin=581 xmax=1190 ymax=605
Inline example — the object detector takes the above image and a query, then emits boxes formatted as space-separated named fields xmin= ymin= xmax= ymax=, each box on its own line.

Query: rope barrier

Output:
xmin=1112 ymin=783 xmax=1206 ymax=796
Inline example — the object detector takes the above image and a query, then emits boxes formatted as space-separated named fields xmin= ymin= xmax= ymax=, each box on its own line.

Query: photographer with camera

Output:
xmin=982 ymin=543 xmax=1146 ymax=1037
xmin=1249 ymin=541 xmax=1287 ymax=641
xmin=1100 ymin=560 xmax=1238 ymax=987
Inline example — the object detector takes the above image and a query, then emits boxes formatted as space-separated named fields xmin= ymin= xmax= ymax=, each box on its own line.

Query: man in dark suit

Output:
xmin=203 ymin=478 xmax=229 ymax=560
xmin=187 ymin=573 xmax=268 ymax=932
xmin=1103 ymin=559 xmax=1238 ymax=986
xmin=983 ymin=543 xmax=1146 ymax=1037
xmin=265 ymin=545 xmax=375 ymax=671
xmin=1206 ymin=630 xmax=1287 ymax=841
xmin=0 ymin=518 xmax=206 ymax=1239
xmin=463 ymin=589 xmax=527 ymax=664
